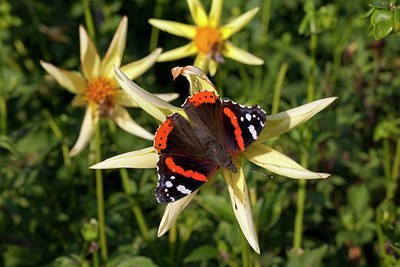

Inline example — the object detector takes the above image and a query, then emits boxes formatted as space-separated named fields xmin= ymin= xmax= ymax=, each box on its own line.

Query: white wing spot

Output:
xmin=245 ymin=114 xmax=252 ymax=121
xmin=170 ymin=176 xmax=176 ymax=180
xmin=170 ymin=197 xmax=175 ymax=201
xmin=240 ymin=117 xmax=244 ymax=121
xmin=164 ymin=189 xmax=168 ymax=192
xmin=248 ymin=125 xmax=258 ymax=139
xmin=253 ymin=114 xmax=256 ymax=118
xmin=177 ymin=185 xmax=191 ymax=195
xmin=165 ymin=181 xmax=173 ymax=188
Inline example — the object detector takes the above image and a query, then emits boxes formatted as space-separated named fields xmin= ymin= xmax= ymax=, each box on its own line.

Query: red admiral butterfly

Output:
xmin=154 ymin=91 xmax=266 ymax=203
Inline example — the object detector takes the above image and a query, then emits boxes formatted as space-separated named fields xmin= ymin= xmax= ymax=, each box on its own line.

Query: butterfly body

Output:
xmin=154 ymin=91 xmax=266 ymax=203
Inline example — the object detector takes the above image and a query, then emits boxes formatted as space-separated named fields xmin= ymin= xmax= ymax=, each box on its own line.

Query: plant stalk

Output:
xmin=240 ymin=229 xmax=251 ymax=267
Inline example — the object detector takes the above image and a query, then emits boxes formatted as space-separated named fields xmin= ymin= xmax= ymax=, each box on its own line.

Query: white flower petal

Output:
xmin=222 ymin=166 xmax=260 ymax=254
xmin=148 ymin=19 xmax=196 ymax=39
xmin=79 ymin=25 xmax=100 ymax=80
xmin=258 ymin=97 xmax=337 ymax=142
xmin=187 ymin=0 xmax=208 ymax=27
xmin=70 ymin=105 xmax=98 ymax=157
xmin=209 ymin=0 xmax=223 ymax=27
xmin=171 ymin=65 xmax=217 ymax=95
xmin=223 ymin=41 xmax=264 ymax=65
xmin=244 ymin=143 xmax=330 ymax=179
xmin=220 ymin=7 xmax=260 ymax=39
xmin=71 ymin=95 xmax=86 ymax=107
xmin=90 ymin=146 xmax=158 ymax=169
xmin=157 ymin=43 xmax=198 ymax=62
xmin=111 ymin=106 xmax=154 ymax=140
xmin=157 ymin=190 xmax=199 ymax=237
xmin=120 ymin=48 xmax=162 ymax=80
xmin=114 ymin=66 xmax=183 ymax=122
xmin=100 ymin=16 xmax=128 ymax=79
xmin=115 ymin=89 xmax=179 ymax=108
xmin=40 ymin=61 xmax=86 ymax=94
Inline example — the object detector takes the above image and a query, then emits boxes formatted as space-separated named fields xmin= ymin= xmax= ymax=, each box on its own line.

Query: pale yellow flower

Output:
xmin=91 ymin=65 xmax=336 ymax=253
xmin=149 ymin=0 xmax=264 ymax=76
xmin=40 ymin=16 xmax=178 ymax=156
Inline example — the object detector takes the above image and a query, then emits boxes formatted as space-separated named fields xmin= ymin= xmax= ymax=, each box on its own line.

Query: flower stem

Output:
xmin=82 ymin=0 xmax=96 ymax=41
xmin=240 ymin=229 xmax=251 ymax=267
xmin=0 ymin=95 xmax=6 ymax=135
xmin=149 ymin=0 xmax=164 ymax=52
xmin=94 ymin=125 xmax=108 ymax=262
xmin=119 ymin=168 xmax=151 ymax=242
xmin=169 ymin=223 xmax=177 ymax=266
xmin=271 ymin=62 xmax=288 ymax=114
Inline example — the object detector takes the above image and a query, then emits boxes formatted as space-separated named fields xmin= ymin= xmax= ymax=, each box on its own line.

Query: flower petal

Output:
xmin=40 ymin=61 xmax=86 ymax=94
xmin=193 ymin=53 xmax=209 ymax=74
xmin=120 ymin=48 xmax=162 ymax=80
xmin=111 ymin=106 xmax=154 ymax=140
xmin=208 ymin=59 xmax=218 ymax=76
xmin=223 ymin=42 xmax=264 ymax=65
xmin=70 ymin=104 xmax=98 ymax=157
xmin=171 ymin=65 xmax=217 ymax=94
xmin=244 ymin=143 xmax=330 ymax=179
xmin=209 ymin=0 xmax=223 ymax=27
xmin=79 ymin=25 xmax=100 ymax=80
xmin=157 ymin=43 xmax=198 ymax=62
xmin=258 ymin=97 xmax=337 ymax=143
xmin=71 ymin=95 xmax=86 ymax=107
xmin=220 ymin=7 xmax=260 ymax=39
xmin=148 ymin=19 xmax=196 ymax=39
xmin=116 ymin=89 xmax=179 ymax=108
xmin=222 ymin=165 xmax=260 ymax=254
xmin=90 ymin=146 xmax=158 ymax=169
xmin=100 ymin=16 xmax=128 ymax=79
xmin=187 ymin=0 xmax=208 ymax=26
xmin=157 ymin=190 xmax=199 ymax=237
xmin=114 ymin=66 xmax=183 ymax=122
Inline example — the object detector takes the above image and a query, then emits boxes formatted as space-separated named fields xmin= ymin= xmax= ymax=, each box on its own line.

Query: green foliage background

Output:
xmin=1 ymin=0 xmax=400 ymax=266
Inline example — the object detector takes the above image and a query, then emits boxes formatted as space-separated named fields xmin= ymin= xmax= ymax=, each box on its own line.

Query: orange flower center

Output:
xmin=86 ymin=77 xmax=115 ymax=117
xmin=194 ymin=27 xmax=223 ymax=55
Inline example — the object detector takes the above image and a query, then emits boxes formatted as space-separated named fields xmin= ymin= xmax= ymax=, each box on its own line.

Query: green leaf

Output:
xmin=196 ymin=194 xmax=235 ymax=222
xmin=370 ymin=9 xmax=394 ymax=39
xmin=183 ymin=245 xmax=219 ymax=263
xmin=287 ymin=245 xmax=328 ymax=267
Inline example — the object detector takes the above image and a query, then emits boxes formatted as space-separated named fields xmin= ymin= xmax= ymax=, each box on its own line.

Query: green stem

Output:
xmin=149 ymin=0 xmax=164 ymax=52
xmin=82 ymin=0 xmax=96 ymax=41
xmin=119 ymin=168 xmax=151 ymax=242
xmin=271 ymin=62 xmax=288 ymax=114
xmin=307 ymin=33 xmax=317 ymax=102
xmin=240 ymin=230 xmax=251 ymax=267
xmin=169 ymin=223 xmax=178 ymax=267
xmin=293 ymin=148 xmax=309 ymax=253
xmin=94 ymin=125 xmax=108 ymax=263
xmin=93 ymin=249 xmax=100 ymax=267
xmin=0 ymin=95 xmax=6 ymax=135
xmin=387 ymin=138 xmax=400 ymax=200
xmin=383 ymin=139 xmax=391 ymax=198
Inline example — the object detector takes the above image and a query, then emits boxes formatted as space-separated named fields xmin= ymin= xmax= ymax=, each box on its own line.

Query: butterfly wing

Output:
xmin=154 ymin=113 xmax=219 ymax=203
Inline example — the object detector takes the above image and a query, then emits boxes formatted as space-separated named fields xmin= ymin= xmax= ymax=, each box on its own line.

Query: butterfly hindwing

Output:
xmin=155 ymin=154 xmax=219 ymax=203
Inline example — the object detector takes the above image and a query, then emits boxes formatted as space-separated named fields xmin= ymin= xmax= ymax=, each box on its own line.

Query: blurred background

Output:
xmin=1 ymin=0 xmax=400 ymax=266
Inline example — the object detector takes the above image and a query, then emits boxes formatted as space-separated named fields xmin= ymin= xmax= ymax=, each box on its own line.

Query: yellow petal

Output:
xmin=222 ymin=165 xmax=260 ymax=254
xmin=71 ymin=95 xmax=86 ymax=107
xmin=114 ymin=66 xmax=183 ymax=122
xmin=100 ymin=16 xmax=128 ymax=79
xmin=70 ymin=104 xmax=98 ymax=157
xmin=208 ymin=59 xmax=218 ymax=76
xmin=193 ymin=53 xmax=209 ymax=74
xmin=40 ymin=61 xmax=86 ymax=94
xmin=209 ymin=0 xmax=223 ymax=27
xmin=120 ymin=48 xmax=162 ymax=80
xmin=244 ymin=143 xmax=330 ymax=179
xmin=258 ymin=97 xmax=337 ymax=143
xmin=157 ymin=43 xmax=198 ymax=62
xmin=223 ymin=42 xmax=264 ymax=65
xmin=111 ymin=106 xmax=154 ymax=140
xmin=157 ymin=190 xmax=199 ymax=237
xmin=90 ymin=146 xmax=158 ymax=169
xmin=148 ymin=19 xmax=196 ymax=39
xmin=79 ymin=25 xmax=100 ymax=80
xmin=171 ymin=65 xmax=217 ymax=94
xmin=115 ymin=89 xmax=179 ymax=108
xmin=187 ymin=0 xmax=208 ymax=26
xmin=220 ymin=7 xmax=260 ymax=39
